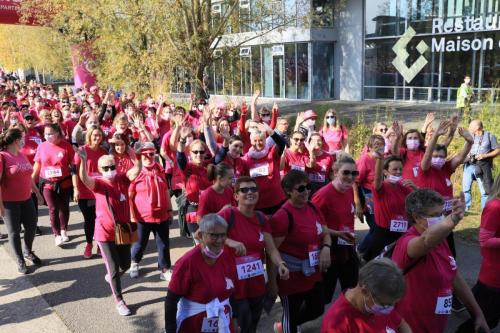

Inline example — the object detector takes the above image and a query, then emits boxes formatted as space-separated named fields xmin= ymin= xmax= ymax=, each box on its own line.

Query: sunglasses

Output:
xmin=101 ymin=165 xmax=116 ymax=171
xmin=142 ymin=152 xmax=155 ymax=158
xmin=238 ymin=186 xmax=258 ymax=194
xmin=326 ymin=116 xmax=335 ymax=119
xmin=293 ymin=137 xmax=305 ymax=142
xmin=192 ymin=150 xmax=205 ymax=155
xmin=260 ymin=114 xmax=271 ymax=117
xmin=380 ymin=128 xmax=388 ymax=133
xmin=341 ymin=170 xmax=360 ymax=177
xmin=294 ymin=184 xmax=312 ymax=193
xmin=207 ymin=232 xmax=227 ymax=240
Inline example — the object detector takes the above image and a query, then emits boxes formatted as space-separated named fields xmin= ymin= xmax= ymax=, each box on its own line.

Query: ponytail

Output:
xmin=207 ymin=162 xmax=233 ymax=182
xmin=0 ymin=128 xmax=23 ymax=150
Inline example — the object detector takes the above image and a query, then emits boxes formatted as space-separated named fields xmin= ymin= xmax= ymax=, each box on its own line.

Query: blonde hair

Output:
xmin=85 ymin=126 xmax=104 ymax=145
xmin=322 ymin=109 xmax=340 ymax=132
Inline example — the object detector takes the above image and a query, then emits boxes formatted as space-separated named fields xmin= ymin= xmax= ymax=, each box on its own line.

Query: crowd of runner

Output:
xmin=0 ymin=70 xmax=499 ymax=333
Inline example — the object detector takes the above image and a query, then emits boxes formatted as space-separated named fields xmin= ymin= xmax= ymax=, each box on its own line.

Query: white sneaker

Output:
xmin=55 ymin=235 xmax=63 ymax=246
xmin=129 ymin=263 xmax=139 ymax=278
xmin=115 ymin=300 xmax=131 ymax=316
xmin=104 ymin=273 xmax=110 ymax=284
xmin=159 ymin=268 xmax=173 ymax=282
xmin=60 ymin=230 xmax=69 ymax=243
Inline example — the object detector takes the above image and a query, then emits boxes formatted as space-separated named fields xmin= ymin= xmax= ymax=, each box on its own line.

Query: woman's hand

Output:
xmin=73 ymin=189 xmax=80 ymax=203
xmin=277 ymin=263 xmax=289 ymax=280
xmin=179 ymin=125 xmax=192 ymax=139
xmin=474 ymin=313 xmax=490 ymax=333
xmin=450 ymin=193 xmax=466 ymax=225
xmin=225 ymin=239 xmax=246 ymax=256
xmin=355 ymin=203 xmax=364 ymax=222
xmin=337 ymin=231 xmax=356 ymax=243
xmin=319 ymin=247 xmax=331 ymax=272
xmin=36 ymin=191 xmax=44 ymax=205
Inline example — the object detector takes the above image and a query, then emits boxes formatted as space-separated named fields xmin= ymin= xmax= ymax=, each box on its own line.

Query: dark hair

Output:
xmin=281 ymin=170 xmax=309 ymax=197
xmin=44 ymin=123 xmax=63 ymax=136
xmin=0 ymin=128 xmax=23 ymax=150
xmin=207 ymin=162 xmax=233 ymax=182
xmin=403 ymin=129 xmax=424 ymax=149
xmin=367 ymin=134 xmax=385 ymax=149
xmin=383 ymin=156 xmax=404 ymax=170
xmin=333 ymin=153 xmax=356 ymax=172
xmin=235 ymin=176 xmax=257 ymax=193
xmin=434 ymin=144 xmax=448 ymax=156
xmin=405 ymin=189 xmax=444 ymax=225
xmin=229 ymin=135 xmax=243 ymax=145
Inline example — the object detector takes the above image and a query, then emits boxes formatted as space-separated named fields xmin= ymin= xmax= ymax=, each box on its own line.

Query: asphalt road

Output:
xmin=1 ymin=200 xmax=499 ymax=333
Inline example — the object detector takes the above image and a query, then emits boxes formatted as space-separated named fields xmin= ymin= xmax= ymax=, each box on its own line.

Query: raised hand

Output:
xmin=435 ymin=120 xmax=451 ymax=136
xmin=458 ymin=127 xmax=473 ymax=144
xmin=179 ymin=125 xmax=192 ymax=139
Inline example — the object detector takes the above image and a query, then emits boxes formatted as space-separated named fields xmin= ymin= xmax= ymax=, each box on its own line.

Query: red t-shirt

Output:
xmin=219 ymin=207 xmax=271 ymax=299
xmin=244 ymin=146 xmax=285 ymax=209
xmin=0 ymin=151 xmax=33 ymax=202
xmin=312 ymin=183 xmax=355 ymax=233
xmin=392 ymin=226 xmax=457 ymax=333
xmin=183 ymin=162 xmax=211 ymax=204
xmin=93 ymin=175 xmax=131 ymax=242
xmin=161 ymin=131 xmax=184 ymax=191
xmin=223 ymin=155 xmax=249 ymax=185
xmin=168 ymin=246 xmax=237 ymax=333
xmin=197 ymin=187 xmax=234 ymax=219
xmin=74 ymin=145 xmax=107 ymax=200
xmin=129 ymin=163 xmax=171 ymax=223
xmin=21 ymin=131 xmax=41 ymax=165
xmin=34 ymin=139 xmax=75 ymax=190
xmin=356 ymin=152 xmax=376 ymax=191
xmin=372 ymin=182 xmax=413 ymax=230
xmin=420 ymin=161 xmax=456 ymax=213
xmin=478 ymin=198 xmax=500 ymax=288
xmin=282 ymin=149 xmax=308 ymax=176
xmin=306 ymin=152 xmax=334 ymax=185
xmin=320 ymin=293 xmax=402 ymax=333
xmin=114 ymin=153 xmax=135 ymax=175
xmin=270 ymin=201 xmax=326 ymax=296
xmin=63 ymin=119 xmax=78 ymax=142
xmin=400 ymin=148 xmax=425 ymax=187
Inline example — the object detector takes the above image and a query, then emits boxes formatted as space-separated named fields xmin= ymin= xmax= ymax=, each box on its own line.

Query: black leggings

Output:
xmin=97 ymin=242 xmax=131 ymax=303
xmin=363 ymin=226 xmax=403 ymax=262
xmin=279 ymin=282 xmax=325 ymax=333
xmin=78 ymin=199 xmax=96 ymax=244
xmin=3 ymin=199 xmax=37 ymax=263
xmin=323 ymin=244 xmax=359 ymax=304
xmin=456 ymin=281 xmax=500 ymax=332
xmin=231 ymin=296 xmax=265 ymax=333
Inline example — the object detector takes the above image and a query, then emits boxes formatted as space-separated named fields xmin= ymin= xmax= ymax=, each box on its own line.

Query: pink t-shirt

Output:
xmin=197 ymin=187 xmax=234 ymax=219
xmin=321 ymin=126 xmax=348 ymax=152
xmin=34 ymin=139 xmax=75 ymax=189
xmin=0 ymin=151 xmax=33 ymax=202
xmin=355 ymin=152 xmax=376 ymax=191
xmin=478 ymin=198 xmax=500 ymax=288
xmin=74 ymin=145 xmax=107 ymax=200
xmin=282 ymin=149 xmax=308 ymax=176
xmin=312 ymin=183 xmax=355 ymax=233
xmin=392 ymin=226 xmax=457 ymax=333
xmin=420 ymin=161 xmax=456 ymax=213
xmin=400 ymin=148 xmax=425 ymax=187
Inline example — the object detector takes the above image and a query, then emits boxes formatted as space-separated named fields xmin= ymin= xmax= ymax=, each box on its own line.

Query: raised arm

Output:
xmin=76 ymin=148 xmax=95 ymax=191
xmin=250 ymin=89 xmax=260 ymax=121
xmin=421 ymin=120 xmax=450 ymax=171
xmin=373 ymin=149 xmax=385 ymax=191
xmin=449 ymin=127 xmax=473 ymax=170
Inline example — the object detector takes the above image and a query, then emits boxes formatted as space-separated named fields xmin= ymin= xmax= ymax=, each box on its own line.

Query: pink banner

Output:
xmin=0 ymin=0 xmax=21 ymax=25
xmin=71 ymin=43 xmax=96 ymax=89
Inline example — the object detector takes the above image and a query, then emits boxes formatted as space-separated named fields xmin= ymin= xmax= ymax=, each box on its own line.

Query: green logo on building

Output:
xmin=392 ymin=27 xmax=429 ymax=83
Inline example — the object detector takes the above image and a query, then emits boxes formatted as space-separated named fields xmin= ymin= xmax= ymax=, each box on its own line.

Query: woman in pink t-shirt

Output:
xmin=0 ymin=128 xmax=44 ymax=274
xmin=319 ymin=109 xmax=348 ymax=154
xmin=33 ymin=124 xmax=75 ymax=246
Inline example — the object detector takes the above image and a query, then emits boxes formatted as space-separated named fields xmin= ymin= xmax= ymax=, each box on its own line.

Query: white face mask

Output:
xmin=198 ymin=104 xmax=204 ymax=111
xmin=387 ymin=175 xmax=401 ymax=183
xmin=261 ymin=116 xmax=271 ymax=123
xmin=71 ymin=112 xmax=80 ymax=120
xmin=326 ymin=117 xmax=336 ymax=125
xmin=10 ymin=119 xmax=17 ymax=125
xmin=426 ymin=215 xmax=445 ymax=227
xmin=406 ymin=139 xmax=420 ymax=150
xmin=102 ymin=170 xmax=116 ymax=180
xmin=45 ymin=134 xmax=56 ymax=143
xmin=431 ymin=157 xmax=446 ymax=169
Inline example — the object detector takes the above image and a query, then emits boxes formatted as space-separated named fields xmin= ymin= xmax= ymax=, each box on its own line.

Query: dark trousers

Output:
xmin=131 ymin=221 xmax=171 ymax=270
xmin=323 ymin=244 xmax=359 ymax=304
xmin=97 ymin=241 xmax=131 ymax=303
xmin=43 ymin=187 xmax=71 ymax=236
xmin=3 ymin=199 xmax=37 ymax=263
xmin=456 ymin=281 xmax=500 ymax=332
xmin=78 ymin=199 xmax=96 ymax=244
xmin=447 ymin=231 xmax=457 ymax=258
xmin=357 ymin=212 xmax=375 ymax=253
xmin=279 ymin=282 xmax=325 ymax=333
xmin=363 ymin=226 xmax=403 ymax=262
xmin=231 ymin=295 xmax=265 ymax=333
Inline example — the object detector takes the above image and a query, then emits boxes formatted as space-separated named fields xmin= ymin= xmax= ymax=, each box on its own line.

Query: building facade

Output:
xmin=171 ymin=0 xmax=500 ymax=103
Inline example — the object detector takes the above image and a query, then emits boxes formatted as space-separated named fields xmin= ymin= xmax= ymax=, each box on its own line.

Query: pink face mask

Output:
xmin=431 ymin=157 xmax=446 ymax=169
xmin=202 ymin=245 xmax=223 ymax=259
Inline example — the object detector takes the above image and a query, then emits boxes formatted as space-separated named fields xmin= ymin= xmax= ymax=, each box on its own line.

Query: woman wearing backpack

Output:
xmin=391 ymin=189 xmax=489 ymax=333
xmin=269 ymin=170 xmax=332 ymax=333
xmin=218 ymin=176 xmax=289 ymax=333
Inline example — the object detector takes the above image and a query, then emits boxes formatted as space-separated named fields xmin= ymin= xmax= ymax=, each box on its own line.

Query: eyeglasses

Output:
xmin=379 ymin=128 xmax=388 ymax=133
xmin=260 ymin=114 xmax=271 ymax=117
xmin=192 ymin=150 xmax=205 ymax=155
xmin=207 ymin=232 xmax=227 ymax=240
xmin=238 ymin=186 xmax=258 ymax=194
xmin=142 ymin=152 xmax=155 ymax=158
xmin=294 ymin=184 xmax=312 ymax=192
xmin=292 ymin=137 xmax=305 ymax=142
xmin=341 ymin=170 xmax=360 ymax=177
xmin=101 ymin=165 xmax=116 ymax=171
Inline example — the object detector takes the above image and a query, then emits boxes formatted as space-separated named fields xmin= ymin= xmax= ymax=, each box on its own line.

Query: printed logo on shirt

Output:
xmin=225 ymin=277 xmax=234 ymax=290
xmin=448 ymin=256 xmax=457 ymax=271
xmin=119 ymin=193 xmax=126 ymax=202
xmin=386 ymin=327 xmax=396 ymax=333
xmin=315 ymin=222 xmax=322 ymax=235
xmin=351 ymin=204 xmax=355 ymax=214
xmin=57 ymin=152 xmax=64 ymax=158
xmin=445 ymin=178 xmax=452 ymax=187
xmin=258 ymin=232 xmax=264 ymax=242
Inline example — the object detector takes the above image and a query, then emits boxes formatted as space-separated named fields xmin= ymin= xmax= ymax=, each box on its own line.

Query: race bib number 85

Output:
xmin=435 ymin=295 xmax=452 ymax=315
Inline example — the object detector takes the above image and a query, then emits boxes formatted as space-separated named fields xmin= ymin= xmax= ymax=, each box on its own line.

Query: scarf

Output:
xmin=247 ymin=145 xmax=270 ymax=160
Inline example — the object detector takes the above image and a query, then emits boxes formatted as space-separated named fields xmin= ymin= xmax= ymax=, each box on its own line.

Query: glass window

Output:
xmin=285 ymin=44 xmax=297 ymax=99
xmin=262 ymin=46 xmax=274 ymax=97
xmin=240 ymin=56 xmax=252 ymax=96
xmin=297 ymin=43 xmax=309 ymax=99
xmin=482 ymin=31 xmax=500 ymax=88
xmin=312 ymin=42 xmax=335 ymax=99
xmin=365 ymin=0 xmax=399 ymax=37
xmin=251 ymin=46 xmax=261 ymax=93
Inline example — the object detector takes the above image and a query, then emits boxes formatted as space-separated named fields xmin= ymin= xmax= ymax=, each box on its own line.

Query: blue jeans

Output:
xmin=131 ymin=221 xmax=171 ymax=270
xmin=463 ymin=163 xmax=488 ymax=209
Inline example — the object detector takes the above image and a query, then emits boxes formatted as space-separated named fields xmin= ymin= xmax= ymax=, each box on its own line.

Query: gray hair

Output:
xmin=98 ymin=155 xmax=115 ymax=168
xmin=405 ymin=189 xmax=444 ymax=224
xmin=199 ymin=214 xmax=228 ymax=233
xmin=359 ymin=258 xmax=405 ymax=302
xmin=250 ymin=130 xmax=266 ymax=141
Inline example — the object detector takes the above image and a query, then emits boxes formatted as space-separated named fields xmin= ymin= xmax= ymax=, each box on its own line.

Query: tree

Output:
xmin=19 ymin=0 xmax=326 ymax=96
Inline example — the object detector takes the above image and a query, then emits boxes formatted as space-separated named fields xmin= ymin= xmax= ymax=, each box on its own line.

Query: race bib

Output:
xmin=309 ymin=173 xmax=326 ymax=183
xmin=444 ymin=199 xmax=454 ymax=212
xmin=412 ymin=166 xmax=419 ymax=178
xmin=44 ymin=167 xmax=62 ymax=178
xmin=308 ymin=245 xmax=320 ymax=266
xmin=236 ymin=254 xmax=264 ymax=280
xmin=201 ymin=317 xmax=219 ymax=332
xmin=31 ymin=137 xmax=42 ymax=145
xmin=291 ymin=164 xmax=305 ymax=172
xmin=337 ymin=237 xmax=353 ymax=246
xmin=435 ymin=295 xmax=452 ymax=315
xmin=249 ymin=163 xmax=269 ymax=177
xmin=390 ymin=219 xmax=408 ymax=233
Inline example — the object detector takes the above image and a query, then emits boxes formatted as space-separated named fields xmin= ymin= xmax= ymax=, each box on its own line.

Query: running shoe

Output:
xmin=129 ymin=262 xmax=139 ymax=278
xmin=273 ymin=322 xmax=283 ymax=333
xmin=60 ymin=230 xmax=69 ymax=243
xmin=0 ymin=232 xmax=7 ymax=240
xmin=55 ymin=235 xmax=63 ymax=247
xmin=24 ymin=251 xmax=42 ymax=265
xmin=17 ymin=261 xmax=30 ymax=275
xmin=83 ymin=243 xmax=92 ymax=259
xmin=160 ymin=268 xmax=174 ymax=282
xmin=35 ymin=227 xmax=42 ymax=236
xmin=116 ymin=300 xmax=131 ymax=316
